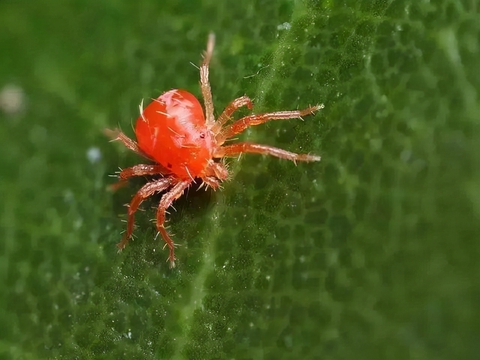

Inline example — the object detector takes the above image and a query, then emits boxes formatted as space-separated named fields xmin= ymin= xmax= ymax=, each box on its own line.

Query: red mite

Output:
xmin=106 ymin=34 xmax=323 ymax=267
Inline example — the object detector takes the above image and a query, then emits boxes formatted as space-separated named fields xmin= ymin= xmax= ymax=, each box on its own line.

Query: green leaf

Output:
xmin=1 ymin=1 xmax=479 ymax=359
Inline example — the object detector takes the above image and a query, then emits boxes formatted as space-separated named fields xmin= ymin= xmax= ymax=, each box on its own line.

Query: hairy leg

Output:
xmin=116 ymin=178 xmax=173 ymax=250
xmin=204 ymin=160 xmax=229 ymax=181
xmin=201 ymin=176 xmax=222 ymax=190
xmin=109 ymin=164 xmax=170 ymax=191
xmin=118 ymin=164 xmax=169 ymax=180
xmin=214 ymin=142 xmax=321 ymax=163
xmin=155 ymin=180 xmax=191 ymax=267
xmin=211 ymin=96 xmax=253 ymax=134
xmin=104 ymin=128 xmax=153 ymax=160
xmin=216 ymin=104 xmax=324 ymax=144
xmin=200 ymin=33 xmax=216 ymax=127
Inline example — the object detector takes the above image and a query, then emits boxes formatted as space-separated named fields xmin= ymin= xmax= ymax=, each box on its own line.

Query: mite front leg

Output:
xmin=216 ymin=104 xmax=324 ymax=144
xmin=215 ymin=142 xmax=321 ymax=163
xmin=156 ymin=180 xmax=191 ymax=268
xmin=211 ymin=96 xmax=253 ymax=134
xmin=104 ymin=128 xmax=154 ymax=160
xmin=200 ymin=33 xmax=216 ymax=127
xmin=116 ymin=178 xmax=173 ymax=250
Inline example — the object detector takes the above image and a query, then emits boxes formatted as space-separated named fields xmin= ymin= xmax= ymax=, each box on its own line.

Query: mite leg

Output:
xmin=216 ymin=104 xmax=324 ymax=144
xmin=110 ymin=164 xmax=171 ymax=191
xmin=118 ymin=164 xmax=169 ymax=180
xmin=116 ymin=178 xmax=173 ymax=250
xmin=214 ymin=142 xmax=321 ymax=163
xmin=200 ymin=33 xmax=216 ymax=127
xmin=201 ymin=176 xmax=222 ymax=190
xmin=104 ymin=128 xmax=153 ymax=160
xmin=211 ymin=96 xmax=253 ymax=134
xmin=156 ymin=180 xmax=191 ymax=268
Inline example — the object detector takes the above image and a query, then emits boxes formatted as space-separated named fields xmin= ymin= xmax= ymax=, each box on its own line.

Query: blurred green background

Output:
xmin=1 ymin=0 xmax=479 ymax=359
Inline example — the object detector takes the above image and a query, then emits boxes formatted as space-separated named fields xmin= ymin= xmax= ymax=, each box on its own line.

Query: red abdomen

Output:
xmin=135 ymin=89 xmax=213 ymax=179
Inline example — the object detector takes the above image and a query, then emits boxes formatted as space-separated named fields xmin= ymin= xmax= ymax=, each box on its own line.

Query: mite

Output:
xmin=106 ymin=34 xmax=323 ymax=267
